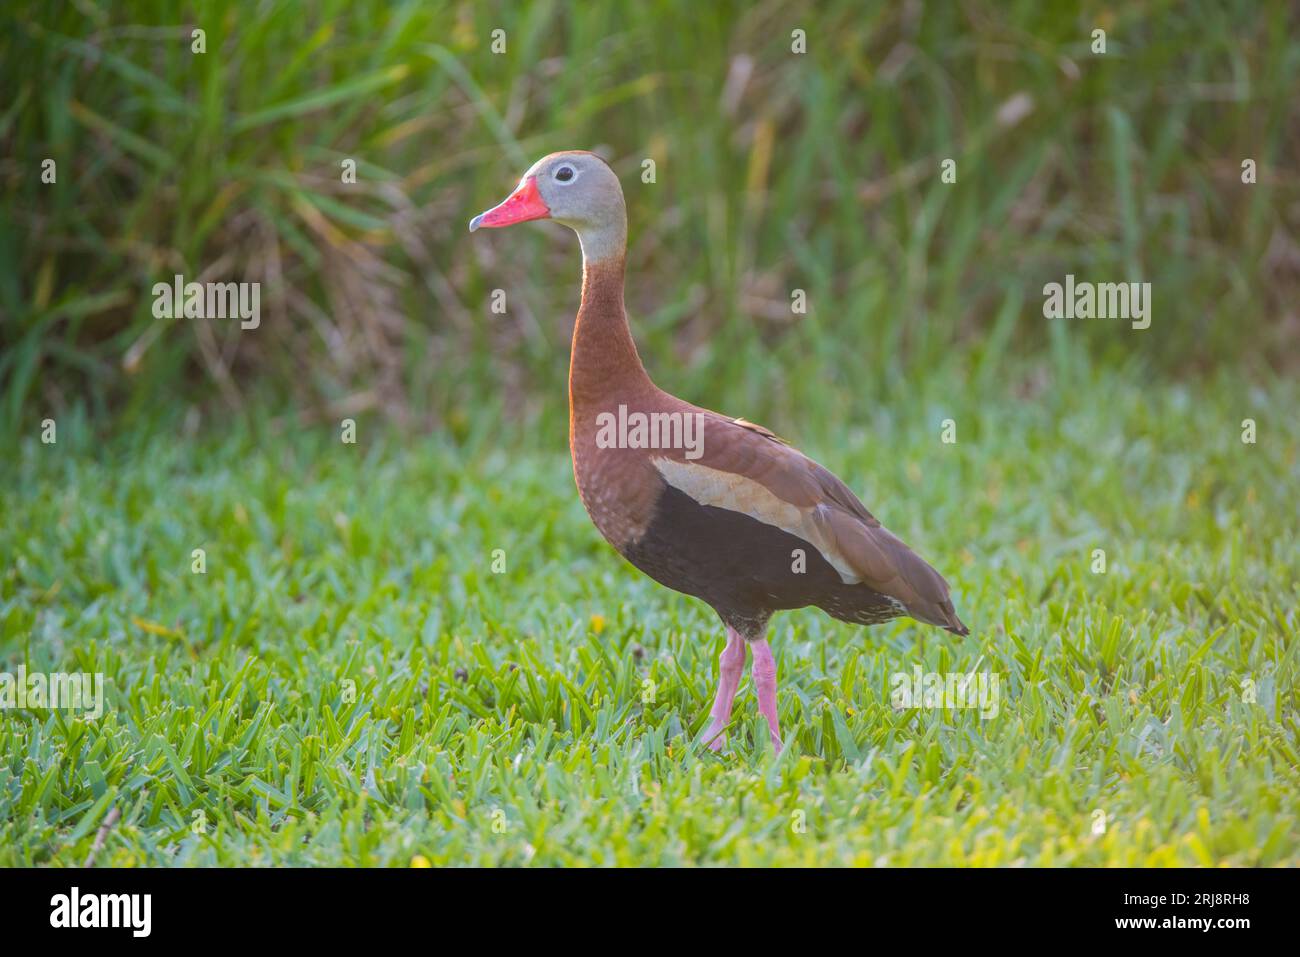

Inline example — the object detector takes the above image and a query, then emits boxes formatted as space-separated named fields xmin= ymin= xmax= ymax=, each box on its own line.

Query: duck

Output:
xmin=470 ymin=150 xmax=968 ymax=752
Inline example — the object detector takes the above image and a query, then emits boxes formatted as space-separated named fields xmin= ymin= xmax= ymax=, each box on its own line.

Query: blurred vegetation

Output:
xmin=1 ymin=0 xmax=1297 ymax=436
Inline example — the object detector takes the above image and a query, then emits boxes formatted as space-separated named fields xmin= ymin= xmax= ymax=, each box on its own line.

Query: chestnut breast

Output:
xmin=569 ymin=387 xmax=671 ymax=551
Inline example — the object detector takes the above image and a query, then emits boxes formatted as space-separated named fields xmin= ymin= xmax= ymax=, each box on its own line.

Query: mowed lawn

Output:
xmin=1 ymin=368 xmax=1296 ymax=866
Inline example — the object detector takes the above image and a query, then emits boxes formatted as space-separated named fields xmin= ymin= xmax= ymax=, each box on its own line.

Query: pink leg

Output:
xmin=751 ymin=639 xmax=782 ymax=750
xmin=704 ymin=627 xmax=747 ymax=752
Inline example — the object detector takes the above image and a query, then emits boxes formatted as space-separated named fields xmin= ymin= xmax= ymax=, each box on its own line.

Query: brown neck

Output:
xmin=569 ymin=255 xmax=653 ymax=412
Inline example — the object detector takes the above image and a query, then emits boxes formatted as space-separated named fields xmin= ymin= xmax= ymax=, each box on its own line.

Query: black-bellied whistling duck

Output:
xmin=470 ymin=151 xmax=968 ymax=751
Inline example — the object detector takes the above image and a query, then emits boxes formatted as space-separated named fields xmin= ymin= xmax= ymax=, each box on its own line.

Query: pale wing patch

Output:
xmin=653 ymin=458 xmax=859 ymax=584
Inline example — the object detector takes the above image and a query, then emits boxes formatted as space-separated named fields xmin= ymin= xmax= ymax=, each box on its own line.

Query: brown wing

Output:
xmin=659 ymin=408 xmax=968 ymax=634
xmin=730 ymin=417 xmax=789 ymax=445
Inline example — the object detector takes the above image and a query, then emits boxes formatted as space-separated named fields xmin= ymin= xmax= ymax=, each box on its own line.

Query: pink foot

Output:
xmin=704 ymin=627 xmax=747 ymax=752
xmin=751 ymin=639 xmax=782 ymax=750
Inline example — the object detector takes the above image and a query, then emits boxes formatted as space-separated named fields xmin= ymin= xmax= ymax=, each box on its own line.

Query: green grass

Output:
xmin=2 ymin=365 xmax=1297 ymax=866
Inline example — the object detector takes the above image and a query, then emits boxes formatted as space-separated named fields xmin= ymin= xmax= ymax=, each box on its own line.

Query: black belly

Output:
xmin=620 ymin=483 xmax=903 ymax=636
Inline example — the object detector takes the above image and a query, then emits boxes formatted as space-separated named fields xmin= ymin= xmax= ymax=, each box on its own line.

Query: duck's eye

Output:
xmin=555 ymin=165 xmax=575 ymax=183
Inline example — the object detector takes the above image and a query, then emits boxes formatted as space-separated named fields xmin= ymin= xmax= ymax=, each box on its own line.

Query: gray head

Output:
xmin=469 ymin=151 xmax=627 ymax=262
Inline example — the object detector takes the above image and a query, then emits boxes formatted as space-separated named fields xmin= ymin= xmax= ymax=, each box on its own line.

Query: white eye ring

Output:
xmin=554 ymin=165 xmax=577 ymax=184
